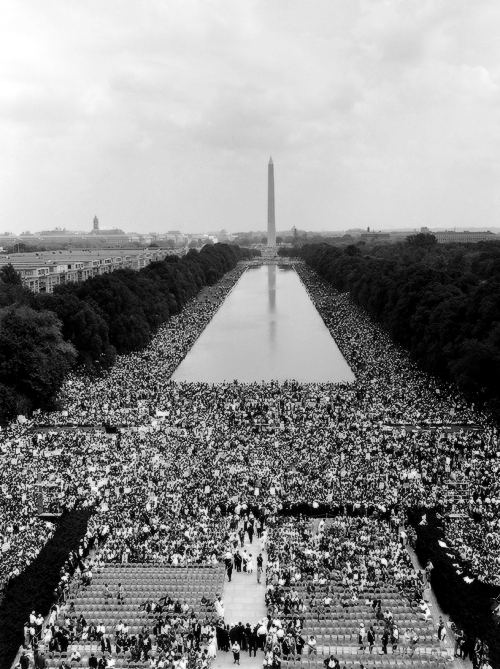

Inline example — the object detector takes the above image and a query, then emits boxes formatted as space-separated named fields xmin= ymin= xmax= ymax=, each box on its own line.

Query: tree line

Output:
xmin=407 ymin=507 xmax=500 ymax=668
xmin=280 ymin=237 xmax=500 ymax=416
xmin=0 ymin=244 xmax=253 ymax=424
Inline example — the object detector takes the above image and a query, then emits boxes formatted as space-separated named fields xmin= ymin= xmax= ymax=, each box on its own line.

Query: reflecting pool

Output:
xmin=171 ymin=265 xmax=355 ymax=383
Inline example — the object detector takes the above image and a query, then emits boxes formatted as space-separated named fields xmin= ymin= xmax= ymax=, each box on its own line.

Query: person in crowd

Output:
xmin=246 ymin=554 xmax=254 ymax=575
xmin=438 ymin=618 xmax=447 ymax=642
xmin=307 ymin=635 xmax=317 ymax=655
xmin=367 ymin=626 xmax=375 ymax=654
xmin=358 ymin=624 xmax=366 ymax=652
xmin=117 ymin=583 xmax=124 ymax=606
xmin=231 ymin=640 xmax=241 ymax=665
xmin=20 ymin=651 xmax=30 ymax=669
xmin=214 ymin=596 xmax=224 ymax=618
xmin=69 ymin=649 xmax=82 ymax=663
xmin=381 ymin=628 xmax=389 ymax=655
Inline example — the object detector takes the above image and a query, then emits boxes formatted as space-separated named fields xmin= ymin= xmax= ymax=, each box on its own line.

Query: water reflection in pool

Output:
xmin=171 ymin=265 xmax=355 ymax=383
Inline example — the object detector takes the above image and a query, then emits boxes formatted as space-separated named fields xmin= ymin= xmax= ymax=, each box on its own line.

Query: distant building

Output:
xmin=218 ymin=229 xmax=236 ymax=242
xmin=89 ymin=214 xmax=127 ymax=237
xmin=392 ymin=228 xmax=498 ymax=244
xmin=89 ymin=229 xmax=126 ymax=236
xmin=433 ymin=230 xmax=497 ymax=244
xmin=0 ymin=248 xmax=179 ymax=293
xmin=389 ymin=230 xmax=413 ymax=240
xmin=360 ymin=232 xmax=391 ymax=241
xmin=164 ymin=231 xmax=188 ymax=244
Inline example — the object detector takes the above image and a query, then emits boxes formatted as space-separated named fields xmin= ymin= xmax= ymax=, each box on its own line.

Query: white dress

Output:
xmin=208 ymin=634 xmax=217 ymax=658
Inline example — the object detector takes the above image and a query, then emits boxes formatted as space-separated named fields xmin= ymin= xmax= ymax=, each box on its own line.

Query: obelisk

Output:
xmin=267 ymin=157 xmax=276 ymax=247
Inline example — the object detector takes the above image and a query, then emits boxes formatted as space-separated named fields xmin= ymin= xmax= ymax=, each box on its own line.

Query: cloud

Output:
xmin=1 ymin=0 xmax=500 ymax=233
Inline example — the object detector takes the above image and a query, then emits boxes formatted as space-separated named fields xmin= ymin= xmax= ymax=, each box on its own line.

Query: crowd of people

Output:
xmin=1 ymin=260 xmax=500 ymax=664
xmin=0 ymin=266 xmax=246 ymax=590
xmin=25 ymin=512 xmax=435 ymax=668
xmin=266 ymin=516 xmax=424 ymax=618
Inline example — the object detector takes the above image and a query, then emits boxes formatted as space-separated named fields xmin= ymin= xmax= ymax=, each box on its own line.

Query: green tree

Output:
xmin=0 ymin=264 xmax=22 ymax=286
xmin=345 ymin=244 xmax=361 ymax=256
xmin=37 ymin=291 xmax=116 ymax=370
xmin=0 ymin=383 xmax=26 ymax=425
xmin=405 ymin=233 xmax=437 ymax=248
xmin=295 ymin=240 xmax=500 ymax=411
xmin=0 ymin=306 xmax=76 ymax=408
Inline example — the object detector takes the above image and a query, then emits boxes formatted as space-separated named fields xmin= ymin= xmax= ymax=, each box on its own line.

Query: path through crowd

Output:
xmin=224 ymin=532 xmax=268 ymax=625
xmin=407 ymin=545 xmax=469 ymax=669
xmin=212 ymin=533 xmax=268 ymax=669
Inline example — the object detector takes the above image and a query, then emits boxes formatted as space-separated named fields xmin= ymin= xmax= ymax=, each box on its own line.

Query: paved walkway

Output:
xmin=212 ymin=526 xmax=467 ymax=669
xmin=407 ymin=544 xmax=468 ymax=669
xmin=212 ymin=533 xmax=268 ymax=669
xmin=223 ymin=533 xmax=268 ymax=625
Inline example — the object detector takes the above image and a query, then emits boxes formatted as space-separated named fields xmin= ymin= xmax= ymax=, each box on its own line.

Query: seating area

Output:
xmin=44 ymin=564 xmax=225 ymax=667
xmin=304 ymin=590 xmax=434 ymax=643
xmin=264 ymin=517 xmax=448 ymax=669
xmin=282 ymin=658 xmax=449 ymax=669
xmin=272 ymin=585 xmax=438 ymax=658
xmin=17 ymin=516 xmax=453 ymax=669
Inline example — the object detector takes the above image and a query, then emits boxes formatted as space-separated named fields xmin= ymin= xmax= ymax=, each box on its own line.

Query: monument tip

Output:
xmin=269 ymin=156 xmax=273 ymax=165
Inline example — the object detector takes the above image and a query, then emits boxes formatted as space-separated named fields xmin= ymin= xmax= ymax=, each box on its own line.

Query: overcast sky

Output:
xmin=2 ymin=0 xmax=500 ymax=235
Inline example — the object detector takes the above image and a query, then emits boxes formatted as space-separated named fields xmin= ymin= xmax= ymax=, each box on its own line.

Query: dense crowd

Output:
xmin=0 ymin=265 xmax=246 ymax=589
xmin=264 ymin=516 xmax=430 ymax=657
xmin=266 ymin=516 xmax=423 ymax=607
xmin=1 ymin=261 xmax=500 ymax=621
xmin=38 ymin=513 xmax=433 ymax=668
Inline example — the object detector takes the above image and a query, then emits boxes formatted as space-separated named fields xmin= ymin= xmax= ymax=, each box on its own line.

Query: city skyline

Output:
xmin=2 ymin=1 xmax=500 ymax=235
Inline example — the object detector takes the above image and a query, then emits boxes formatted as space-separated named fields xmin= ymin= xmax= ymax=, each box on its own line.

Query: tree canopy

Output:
xmin=0 ymin=244 xmax=253 ymax=423
xmin=281 ymin=240 xmax=500 ymax=416
xmin=0 ymin=305 xmax=76 ymax=414
xmin=0 ymin=263 xmax=22 ymax=286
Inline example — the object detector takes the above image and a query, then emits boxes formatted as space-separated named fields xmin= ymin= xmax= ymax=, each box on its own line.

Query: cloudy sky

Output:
xmin=2 ymin=0 xmax=500 ymax=235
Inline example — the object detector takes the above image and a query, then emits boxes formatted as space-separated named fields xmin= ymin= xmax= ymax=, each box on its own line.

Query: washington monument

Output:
xmin=267 ymin=157 xmax=276 ymax=247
